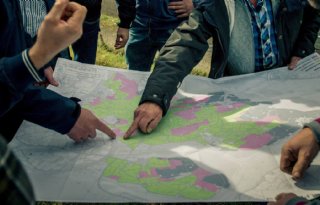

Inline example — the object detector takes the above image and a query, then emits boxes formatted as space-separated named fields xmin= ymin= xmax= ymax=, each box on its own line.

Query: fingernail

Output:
xmin=147 ymin=128 xmax=153 ymax=133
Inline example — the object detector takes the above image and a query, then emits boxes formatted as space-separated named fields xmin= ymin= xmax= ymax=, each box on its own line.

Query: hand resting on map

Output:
xmin=280 ymin=127 xmax=320 ymax=180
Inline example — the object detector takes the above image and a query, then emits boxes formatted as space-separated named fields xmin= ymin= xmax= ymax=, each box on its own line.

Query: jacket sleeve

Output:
xmin=286 ymin=196 xmax=320 ymax=205
xmin=16 ymin=86 xmax=80 ymax=134
xmin=0 ymin=50 xmax=43 ymax=116
xmin=116 ymin=0 xmax=136 ymax=28
xmin=139 ymin=7 xmax=213 ymax=115
xmin=0 ymin=50 xmax=79 ymax=134
xmin=304 ymin=118 xmax=320 ymax=143
xmin=292 ymin=4 xmax=320 ymax=57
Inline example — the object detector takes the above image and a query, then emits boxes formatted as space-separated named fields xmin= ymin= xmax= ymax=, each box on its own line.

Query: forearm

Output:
xmin=116 ymin=0 xmax=136 ymax=28
xmin=286 ymin=196 xmax=320 ymax=205
xmin=140 ymin=9 xmax=211 ymax=115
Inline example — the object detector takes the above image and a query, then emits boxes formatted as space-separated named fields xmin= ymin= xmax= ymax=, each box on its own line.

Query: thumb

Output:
xmin=47 ymin=0 xmax=69 ymax=20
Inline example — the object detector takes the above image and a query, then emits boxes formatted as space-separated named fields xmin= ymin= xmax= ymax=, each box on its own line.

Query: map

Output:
xmin=9 ymin=55 xmax=320 ymax=203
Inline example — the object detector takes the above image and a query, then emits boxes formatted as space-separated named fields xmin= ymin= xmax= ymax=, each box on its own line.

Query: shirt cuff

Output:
xmin=22 ymin=49 xmax=42 ymax=82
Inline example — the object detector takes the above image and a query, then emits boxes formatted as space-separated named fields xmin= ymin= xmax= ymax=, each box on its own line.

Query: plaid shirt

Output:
xmin=18 ymin=0 xmax=47 ymax=38
xmin=243 ymin=0 xmax=279 ymax=72
xmin=0 ymin=135 xmax=35 ymax=205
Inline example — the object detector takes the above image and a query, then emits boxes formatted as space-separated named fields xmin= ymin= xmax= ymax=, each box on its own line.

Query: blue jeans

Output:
xmin=126 ymin=28 xmax=174 ymax=71
xmin=72 ymin=19 xmax=100 ymax=64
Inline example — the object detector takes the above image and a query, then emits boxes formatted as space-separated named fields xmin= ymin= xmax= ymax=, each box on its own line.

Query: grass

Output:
xmin=96 ymin=14 xmax=211 ymax=77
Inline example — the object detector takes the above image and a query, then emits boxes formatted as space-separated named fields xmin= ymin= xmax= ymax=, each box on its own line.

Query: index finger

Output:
xmin=95 ymin=119 xmax=116 ymax=139
xmin=280 ymin=147 xmax=294 ymax=174
xmin=123 ymin=118 xmax=140 ymax=139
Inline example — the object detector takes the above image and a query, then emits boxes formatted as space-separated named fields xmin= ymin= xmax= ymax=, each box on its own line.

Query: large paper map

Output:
xmin=10 ymin=55 xmax=320 ymax=202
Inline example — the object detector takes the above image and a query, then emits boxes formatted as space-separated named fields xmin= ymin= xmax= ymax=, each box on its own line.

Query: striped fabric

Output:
xmin=18 ymin=0 xmax=47 ymax=37
xmin=244 ymin=0 xmax=279 ymax=72
xmin=22 ymin=49 xmax=42 ymax=82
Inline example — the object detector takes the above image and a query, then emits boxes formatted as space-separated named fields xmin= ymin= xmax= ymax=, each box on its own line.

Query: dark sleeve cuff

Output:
xmin=0 ymin=50 xmax=42 ymax=93
xmin=285 ymin=196 xmax=309 ymax=205
xmin=118 ymin=21 xmax=131 ymax=29
xmin=139 ymin=88 xmax=171 ymax=116
xmin=304 ymin=119 xmax=320 ymax=143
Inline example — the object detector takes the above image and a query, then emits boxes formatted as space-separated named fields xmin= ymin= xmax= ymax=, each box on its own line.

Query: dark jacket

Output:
xmin=72 ymin=0 xmax=102 ymax=21
xmin=0 ymin=0 xmax=80 ymax=139
xmin=139 ymin=0 xmax=320 ymax=115
xmin=117 ymin=0 xmax=201 ymax=29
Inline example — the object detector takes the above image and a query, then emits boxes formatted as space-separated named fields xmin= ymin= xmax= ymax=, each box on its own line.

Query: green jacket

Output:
xmin=140 ymin=0 xmax=320 ymax=115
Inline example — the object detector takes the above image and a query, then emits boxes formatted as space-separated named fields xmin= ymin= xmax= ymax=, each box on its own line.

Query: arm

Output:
xmin=116 ymin=0 xmax=136 ymax=29
xmin=114 ymin=0 xmax=136 ymax=49
xmin=124 ymin=6 xmax=214 ymax=138
xmin=140 ymin=8 xmax=212 ymax=115
xmin=268 ymin=193 xmax=320 ymax=205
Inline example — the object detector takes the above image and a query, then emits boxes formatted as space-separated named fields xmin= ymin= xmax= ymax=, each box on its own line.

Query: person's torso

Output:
xmin=207 ymin=0 xmax=305 ymax=77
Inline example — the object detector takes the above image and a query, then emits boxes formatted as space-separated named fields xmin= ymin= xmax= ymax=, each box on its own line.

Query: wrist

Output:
xmin=29 ymin=43 xmax=53 ymax=70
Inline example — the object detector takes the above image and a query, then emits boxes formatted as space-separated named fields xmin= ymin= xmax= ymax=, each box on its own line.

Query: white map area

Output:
xmin=9 ymin=54 xmax=320 ymax=203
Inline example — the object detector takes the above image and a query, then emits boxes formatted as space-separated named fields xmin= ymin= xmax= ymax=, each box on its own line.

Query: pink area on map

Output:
xmin=240 ymin=133 xmax=272 ymax=149
xmin=118 ymin=119 xmax=128 ymax=125
xmin=193 ymin=168 xmax=218 ymax=192
xmin=139 ymin=171 xmax=149 ymax=178
xmin=256 ymin=115 xmax=281 ymax=125
xmin=171 ymin=120 xmax=209 ymax=136
xmin=196 ymin=181 xmax=219 ymax=192
xmin=169 ymin=159 xmax=183 ymax=169
xmin=110 ymin=176 xmax=119 ymax=180
xmin=107 ymin=95 xmax=115 ymax=100
xmin=113 ymin=128 xmax=124 ymax=137
xmin=174 ymin=106 xmax=201 ymax=120
xmin=114 ymin=73 xmax=138 ymax=99
xmin=216 ymin=102 xmax=244 ymax=112
xmin=90 ymin=97 xmax=101 ymax=106
xmin=151 ymin=168 xmax=158 ymax=177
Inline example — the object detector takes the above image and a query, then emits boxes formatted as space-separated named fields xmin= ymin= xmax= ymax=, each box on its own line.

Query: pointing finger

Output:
xmin=95 ymin=119 xmax=116 ymax=139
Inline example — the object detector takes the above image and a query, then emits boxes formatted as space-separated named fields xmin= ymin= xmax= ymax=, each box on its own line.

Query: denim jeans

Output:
xmin=72 ymin=19 xmax=100 ymax=64
xmin=126 ymin=27 xmax=174 ymax=71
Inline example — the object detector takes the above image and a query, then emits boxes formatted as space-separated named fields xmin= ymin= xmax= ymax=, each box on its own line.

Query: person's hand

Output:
xmin=114 ymin=27 xmax=129 ymax=49
xmin=280 ymin=127 xmax=320 ymax=180
xmin=288 ymin=56 xmax=302 ymax=70
xmin=29 ymin=0 xmax=87 ymax=69
xmin=123 ymin=102 xmax=163 ymax=139
xmin=68 ymin=108 xmax=116 ymax=142
xmin=168 ymin=0 xmax=194 ymax=18
xmin=267 ymin=193 xmax=298 ymax=205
